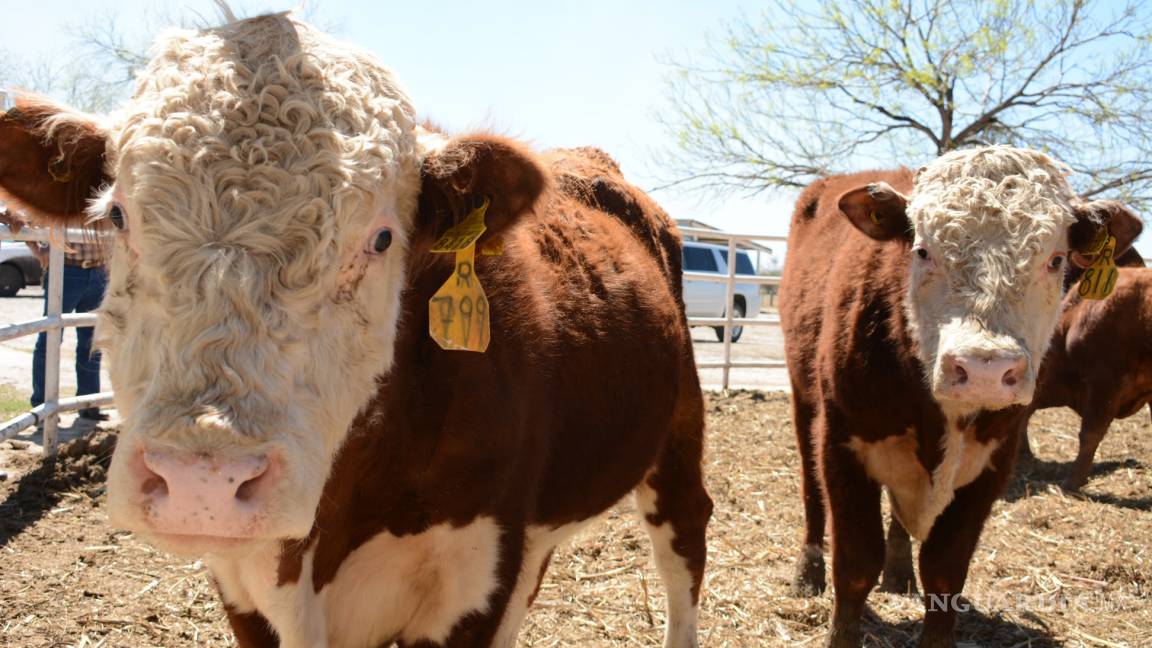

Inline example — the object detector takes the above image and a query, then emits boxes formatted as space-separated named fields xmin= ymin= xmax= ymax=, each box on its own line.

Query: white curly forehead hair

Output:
xmin=106 ymin=11 xmax=422 ymax=251
xmin=908 ymin=146 xmax=1076 ymax=303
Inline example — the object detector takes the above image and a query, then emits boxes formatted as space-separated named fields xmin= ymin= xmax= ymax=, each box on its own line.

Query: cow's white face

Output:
xmin=839 ymin=146 xmax=1142 ymax=417
xmin=89 ymin=16 xmax=426 ymax=551
xmin=904 ymin=148 xmax=1073 ymax=413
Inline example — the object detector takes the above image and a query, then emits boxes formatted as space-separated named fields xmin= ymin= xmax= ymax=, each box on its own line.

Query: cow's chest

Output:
xmin=209 ymin=517 xmax=503 ymax=648
xmin=848 ymin=425 xmax=1000 ymax=541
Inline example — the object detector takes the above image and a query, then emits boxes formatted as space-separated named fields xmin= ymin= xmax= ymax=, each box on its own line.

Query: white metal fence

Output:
xmin=680 ymin=227 xmax=788 ymax=389
xmin=0 ymin=224 xmax=114 ymax=457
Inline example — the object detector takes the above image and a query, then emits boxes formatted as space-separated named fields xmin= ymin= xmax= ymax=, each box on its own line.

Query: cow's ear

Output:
xmin=837 ymin=181 xmax=912 ymax=241
xmin=414 ymin=133 xmax=547 ymax=251
xmin=1069 ymin=200 xmax=1143 ymax=269
xmin=0 ymin=96 xmax=110 ymax=228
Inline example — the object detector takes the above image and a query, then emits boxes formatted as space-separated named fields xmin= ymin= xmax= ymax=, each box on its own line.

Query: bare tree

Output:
xmin=658 ymin=0 xmax=1152 ymax=209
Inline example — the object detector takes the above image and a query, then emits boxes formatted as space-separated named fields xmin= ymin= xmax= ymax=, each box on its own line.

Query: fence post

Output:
xmin=722 ymin=238 xmax=737 ymax=390
xmin=42 ymin=243 xmax=64 ymax=457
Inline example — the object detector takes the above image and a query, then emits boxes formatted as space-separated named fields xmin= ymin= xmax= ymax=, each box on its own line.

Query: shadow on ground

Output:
xmin=851 ymin=596 xmax=1063 ymax=647
xmin=1006 ymin=454 xmax=1151 ymax=510
xmin=0 ymin=427 xmax=115 ymax=549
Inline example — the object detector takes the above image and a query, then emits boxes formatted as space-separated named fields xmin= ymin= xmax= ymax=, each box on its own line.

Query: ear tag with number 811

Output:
xmin=1078 ymin=235 xmax=1118 ymax=300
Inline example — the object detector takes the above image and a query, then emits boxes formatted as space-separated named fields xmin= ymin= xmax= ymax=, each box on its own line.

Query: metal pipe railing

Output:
xmin=679 ymin=226 xmax=786 ymax=389
xmin=678 ymin=227 xmax=788 ymax=244
xmin=682 ymin=271 xmax=780 ymax=286
xmin=0 ymin=220 xmax=114 ymax=456
xmin=0 ymin=313 xmax=99 ymax=343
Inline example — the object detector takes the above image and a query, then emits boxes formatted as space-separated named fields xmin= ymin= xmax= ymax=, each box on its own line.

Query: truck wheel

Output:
xmin=713 ymin=302 xmax=746 ymax=343
xmin=0 ymin=264 xmax=24 ymax=297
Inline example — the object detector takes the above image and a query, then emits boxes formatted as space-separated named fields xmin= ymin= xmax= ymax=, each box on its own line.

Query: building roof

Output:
xmin=674 ymin=219 xmax=774 ymax=254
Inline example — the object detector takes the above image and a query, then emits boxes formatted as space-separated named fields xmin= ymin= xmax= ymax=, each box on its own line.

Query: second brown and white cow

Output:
xmin=780 ymin=149 xmax=1142 ymax=648
xmin=0 ymin=14 xmax=712 ymax=648
xmin=1022 ymin=264 xmax=1152 ymax=490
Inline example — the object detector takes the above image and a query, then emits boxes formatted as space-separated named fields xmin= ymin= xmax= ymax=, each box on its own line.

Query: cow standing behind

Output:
xmin=0 ymin=14 xmax=712 ymax=648
xmin=779 ymin=149 xmax=1141 ymax=648
xmin=1022 ymin=265 xmax=1152 ymax=490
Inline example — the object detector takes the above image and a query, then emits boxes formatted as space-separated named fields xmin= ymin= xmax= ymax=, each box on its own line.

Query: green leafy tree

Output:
xmin=659 ymin=0 xmax=1152 ymax=209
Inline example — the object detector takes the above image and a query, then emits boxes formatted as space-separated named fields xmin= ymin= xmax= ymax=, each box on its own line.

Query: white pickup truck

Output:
xmin=681 ymin=241 xmax=762 ymax=342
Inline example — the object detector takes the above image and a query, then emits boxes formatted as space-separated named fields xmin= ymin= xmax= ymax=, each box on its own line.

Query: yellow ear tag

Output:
xmin=429 ymin=244 xmax=490 ymax=352
xmin=869 ymin=210 xmax=881 ymax=225
xmin=428 ymin=197 xmax=493 ymax=352
xmin=431 ymin=198 xmax=489 ymax=252
xmin=1078 ymin=235 xmax=1118 ymax=300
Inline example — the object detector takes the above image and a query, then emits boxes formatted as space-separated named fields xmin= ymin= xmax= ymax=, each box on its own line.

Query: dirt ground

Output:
xmin=0 ymin=392 xmax=1148 ymax=648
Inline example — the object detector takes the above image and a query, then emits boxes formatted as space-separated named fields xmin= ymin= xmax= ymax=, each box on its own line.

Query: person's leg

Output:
xmin=32 ymin=268 xmax=58 ymax=407
xmin=74 ymin=268 xmax=106 ymax=397
xmin=75 ymin=268 xmax=108 ymax=418
xmin=31 ymin=329 xmax=47 ymax=408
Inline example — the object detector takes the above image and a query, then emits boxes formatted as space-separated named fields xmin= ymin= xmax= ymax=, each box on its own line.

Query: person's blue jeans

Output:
xmin=31 ymin=265 xmax=109 ymax=407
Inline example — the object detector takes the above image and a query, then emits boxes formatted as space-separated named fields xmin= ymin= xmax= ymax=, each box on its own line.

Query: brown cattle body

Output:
xmin=230 ymin=143 xmax=717 ymax=646
xmin=1024 ymin=265 xmax=1152 ymax=489
xmin=779 ymin=155 xmax=1141 ymax=648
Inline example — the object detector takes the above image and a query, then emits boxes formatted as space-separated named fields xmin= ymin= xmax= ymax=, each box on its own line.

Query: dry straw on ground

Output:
xmin=1 ymin=392 xmax=1148 ymax=647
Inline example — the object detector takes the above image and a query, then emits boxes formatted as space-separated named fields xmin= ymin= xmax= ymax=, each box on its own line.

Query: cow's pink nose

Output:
xmin=940 ymin=353 xmax=1028 ymax=406
xmin=137 ymin=448 xmax=275 ymax=538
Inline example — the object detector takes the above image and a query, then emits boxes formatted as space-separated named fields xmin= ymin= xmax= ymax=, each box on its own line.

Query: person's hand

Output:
xmin=0 ymin=207 xmax=23 ymax=234
xmin=29 ymin=243 xmax=48 ymax=267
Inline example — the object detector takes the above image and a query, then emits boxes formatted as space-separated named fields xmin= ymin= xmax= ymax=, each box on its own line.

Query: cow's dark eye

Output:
xmin=108 ymin=204 xmax=126 ymax=230
xmin=1048 ymin=254 xmax=1065 ymax=272
xmin=914 ymin=247 xmax=929 ymax=261
xmin=369 ymin=228 xmax=393 ymax=254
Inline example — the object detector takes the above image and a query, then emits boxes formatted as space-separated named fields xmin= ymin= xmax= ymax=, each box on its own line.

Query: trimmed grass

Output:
xmin=0 ymin=383 xmax=30 ymax=419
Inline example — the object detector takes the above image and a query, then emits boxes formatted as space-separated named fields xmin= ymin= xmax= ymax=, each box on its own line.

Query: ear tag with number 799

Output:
xmin=1078 ymin=235 xmax=1118 ymax=300
xmin=428 ymin=198 xmax=492 ymax=352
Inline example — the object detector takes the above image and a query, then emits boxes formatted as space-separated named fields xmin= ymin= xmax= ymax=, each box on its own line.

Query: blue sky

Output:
xmin=3 ymin=1 xmax=1147 ymax=259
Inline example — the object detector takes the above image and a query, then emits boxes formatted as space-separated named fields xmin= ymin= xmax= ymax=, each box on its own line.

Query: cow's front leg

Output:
xmin=822 ymin=430 xmax=885 ymax=648
xmin=790 ymin=393 xmax=827 ymax=597
xmin=634 ymin=425 xmax=714 ymax=648
xmin=917 ymin=443 xmax=1014 ymax=648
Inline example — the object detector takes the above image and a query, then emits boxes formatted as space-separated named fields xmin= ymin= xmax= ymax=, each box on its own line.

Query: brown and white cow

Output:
xmin=1021 ymin=264 xmax=1152 ymax=490
xmin=779 ymin=149 xmax=1142 ymax=648
xmin=0 ymin=14 xmax=712 ymax=648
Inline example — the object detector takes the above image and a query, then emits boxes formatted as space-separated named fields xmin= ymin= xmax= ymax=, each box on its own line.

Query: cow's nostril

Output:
xmin=1002 ymin=358 xmax=1026 ymax=388
xmin=234 ymin=468 xmax=268 ymax=503
xmin=141 ymin=474 xmax=168 ymax=497
xmin=136 ymin=453 xmax=169 ymax=496
xmin=943 ymin=355 xmax=970 ymax=386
